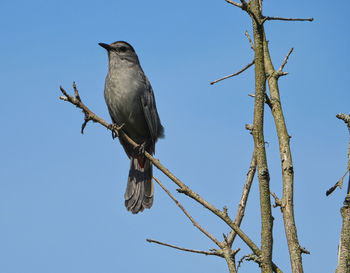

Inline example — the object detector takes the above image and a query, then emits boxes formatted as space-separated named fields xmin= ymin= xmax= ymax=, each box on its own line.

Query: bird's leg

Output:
xmin=108 ymin=123 xmax=124 ymax=139
xmin=134 ymin=141 xmax=146 ymax=156
xmin=134 ymin=142 xmax=146 ymax=168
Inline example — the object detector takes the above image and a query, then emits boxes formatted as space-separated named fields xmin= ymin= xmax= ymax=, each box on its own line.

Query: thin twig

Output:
xmin=270 ymin=192 xmax=282 ymax=208
xmin=278 ymin=48 xmax=294 ymax=72
xmin=262 ymin=16 xmax=314 ymax=24
xmin=245 ymin=31 xmax=254 ymax=51
xmin=326 ymin=169 xmax=350 ymax=196
xmin=73 ymin=82 xmax=81 ymax=102
xmin=237 ymin=253 xmax=261 ymax=269
xmin=59 ymin=84 xmax=99 ymax=135
xmin=210 ymin=60 xmax=255 ymax=85
xmin=225 ymin=0 xmax=243 ymax=8
xmin=153 ymin=176 xmax=222 ymax=247
xmin=227 ymin=151 xmax=256 ymax=246
xmin=146 ymin=239 xmax=223 ymax=257
xmin=300 ymin=246 xmax=310 ymax=255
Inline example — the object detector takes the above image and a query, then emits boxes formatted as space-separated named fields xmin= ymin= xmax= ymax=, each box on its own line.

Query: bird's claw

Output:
xmin=109 ymin=123 xmax=124 ymax=139
xmin=134 ymin=142 xmax=146 ymax=155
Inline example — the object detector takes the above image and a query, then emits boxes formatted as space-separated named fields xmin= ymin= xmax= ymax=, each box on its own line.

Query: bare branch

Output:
xmin=59 ymin=83 xmax=264 ymax=259
xmin=335 ymin=113 xmax=350 ymax=271
xmin=245 ymin=31 xmax=255 ymax=51
xmin=59 ymin=83 xmax=285 ymax=273
xmin=210 ymin=60 xmax=255 ymax=85
xmin=337 ymin=113 xmax=350 ymax=195
xmin=270 ymin=192 xmax=282 ymax=208
xmin=300 ymin=246 xmax=310 ymax=255
xmin=263 ymin=26 xmax=304 ymax=272
xmin=238 ymin=253 xmax=261 ymax=269
xmin=336 ymin=113 xmax=350 ymax=125
xmin=146 ymin=239 xmax=223 ymax=257
xmin=225 ymin=0 xmax=242 ymax=8
xmin=326 ymin=169 xmax=350 ymax=196
xmin=245 ymin=123 xmax=254 ymax=132
xmin=250 ymin=1 xmax=274 ymax=271
xmin=335 ymin=195 xmax=350 ymax=272
xmin=278 ymin=48 xmax=294 ymax=72
xmin=227 ymin=151 xmax=256 ymax=245
xmin=264 ymin=93 xmax=273 ymax=109
xmin=59 ymin=84 xmax=101 ymax=135
xmin=153 ymin=176 xmax=222 ymax=247
xmin=72 ymin=82 xmax=81 ymax=102
xmin=262 ymin=16 xmax=314 ymax=24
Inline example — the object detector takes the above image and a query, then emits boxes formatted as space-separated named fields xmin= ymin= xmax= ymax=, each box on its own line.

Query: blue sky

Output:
xmin=1 ymin=0 xmax=349 ymax=272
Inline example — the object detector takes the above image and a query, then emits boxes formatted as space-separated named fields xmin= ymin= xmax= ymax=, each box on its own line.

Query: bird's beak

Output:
xmin=98 ymin=43 xmax=113 ymax=51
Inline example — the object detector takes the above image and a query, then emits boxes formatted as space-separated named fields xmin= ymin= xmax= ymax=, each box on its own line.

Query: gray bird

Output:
xmin=99 ymin=41 xmax=164 ymax=214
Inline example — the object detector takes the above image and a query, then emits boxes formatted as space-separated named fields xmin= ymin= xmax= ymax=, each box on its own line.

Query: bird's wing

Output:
xmin=139 ymin=74 xmax=164 ymax=149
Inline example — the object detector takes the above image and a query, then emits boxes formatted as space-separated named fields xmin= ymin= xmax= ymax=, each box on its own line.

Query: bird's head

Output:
xmin=99 ymin=41 xmax=140 ymax=65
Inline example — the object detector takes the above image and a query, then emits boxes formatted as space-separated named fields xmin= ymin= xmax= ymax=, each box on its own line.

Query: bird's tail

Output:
xmin=124 ymin=156 xmax=154 ymax=214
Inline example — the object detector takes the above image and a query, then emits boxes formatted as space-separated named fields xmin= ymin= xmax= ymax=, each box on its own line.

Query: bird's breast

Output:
xmin=104 ymin=67 xmax=149 ymax=141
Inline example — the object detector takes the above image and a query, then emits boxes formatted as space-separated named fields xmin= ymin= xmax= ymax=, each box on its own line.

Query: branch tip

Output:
xmin=245 ymin=31 xmax=254 ymax=51
xmin=245 ymin=124 xmax=254 ymax=132
xmin=210 ymin=59 xmax=254 ymax=85
xmin=300 ymin=246 xmax=310 ymax=255
xmin=153 ymin=176 xmax=221 ymax=247
xmin=262 ymin=16 xmax=314 ymax=24
xmin=146 ymin=238 xmax=224 ymax=257
xmin=225 ymin=0 xmax=243 ymax=8
xmin=270 ymin=192 xmax=282 ymax=208
xmin=278 ymin=47 xmax=294 ymax=72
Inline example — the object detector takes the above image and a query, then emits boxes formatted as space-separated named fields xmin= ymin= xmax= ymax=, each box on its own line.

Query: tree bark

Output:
xmin=249 ymin=1 xmax=274 ymax=272
xmin=336 ymin=195 xmax=350 ymax=273
xmin=336 ymin=113 xmax=350 ymax=273
xmin=262 ymin=37 xmax=304 ymax=273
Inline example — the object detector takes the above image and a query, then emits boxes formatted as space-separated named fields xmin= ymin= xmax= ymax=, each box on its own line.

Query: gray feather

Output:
xmin=125 ymin=157 xmax=154 ymax=214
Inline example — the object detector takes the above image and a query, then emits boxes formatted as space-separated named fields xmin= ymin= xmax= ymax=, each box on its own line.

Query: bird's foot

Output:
xmin=108 ymin=123 xmax=124 ymax=139
xmin=134 ymin=142 xmax=146 ymax=156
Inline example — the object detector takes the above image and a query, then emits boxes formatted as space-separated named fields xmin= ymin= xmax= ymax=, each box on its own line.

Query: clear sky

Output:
xmin=1 ymin=0 xmax=349 ymax=272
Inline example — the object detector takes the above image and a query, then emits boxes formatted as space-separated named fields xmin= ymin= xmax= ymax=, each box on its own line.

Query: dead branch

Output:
xmin=227 ymin=151 xmax=256 ymax=246
xmin=249 ymin=2 xmax=274 ymax=271
xmin=210 ymin=60 xmax=255 ymax=85
xmin=337 ymin=113 xmax=350 ymax=125
xmin=326 ymin=169 xmax=350 ymax=196
xmin=237 ymin=253 xmax=261 ymax=269
xmin=278 ymin=48 xmax=294 ymax=73
xmin=270 ymin=192 xmax=282 ymax=208
xmin=245 ymin=31 xmax=255 ymax=51
xmin=225 ymin=0 xmax=242 ymax=8
xmin=59 ymin=83 xmax=275 ymax=266
xmin=153 ymin=176 xmax=222 ymax=247
xmin=146 ymin=239 xmax=223 ymax=257
xmin=262 ymin=16 xmax=314 ymax=24
xmin=263 ymin=24 xmax=305 ymax=273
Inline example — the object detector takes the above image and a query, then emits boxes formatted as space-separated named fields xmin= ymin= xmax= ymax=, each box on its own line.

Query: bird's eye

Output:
xmin=119 ymin=46 xmax=127 ymax=52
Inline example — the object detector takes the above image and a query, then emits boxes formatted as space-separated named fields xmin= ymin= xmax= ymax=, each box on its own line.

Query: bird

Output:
xmin=99 ymin=41 xmax=164 ymax=214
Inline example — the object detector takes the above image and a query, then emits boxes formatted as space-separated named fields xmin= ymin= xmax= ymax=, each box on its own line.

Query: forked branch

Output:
xmin=59 ymin=83 xmax=283 ymax=273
